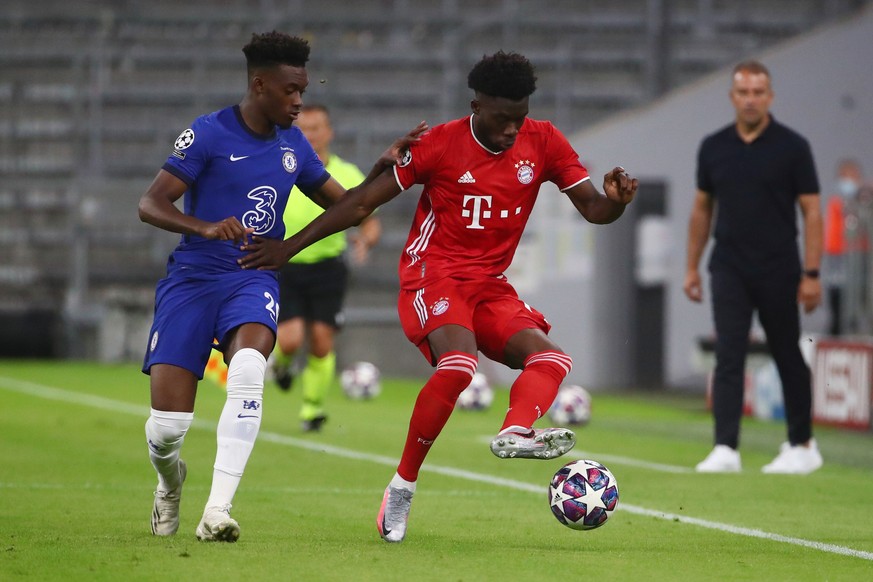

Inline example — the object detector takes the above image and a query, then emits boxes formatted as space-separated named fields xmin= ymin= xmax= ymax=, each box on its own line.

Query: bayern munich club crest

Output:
xmin=282 ymin=151 xmax=298 ymax=173
xmin=431 ymin=297 xmax=450 ymax=316
xmin=515 ymin=160 xmax=535 ymax=184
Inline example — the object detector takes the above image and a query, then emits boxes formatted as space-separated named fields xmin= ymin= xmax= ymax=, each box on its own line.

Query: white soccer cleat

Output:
xmin=195 ymin=504 xmax=240 ymax=542
xmin=151 ymin=459 xmax=187 ymax=536
xmin=376 ymin=485 xmax=414 ymax=543
xmin=695 ymin=445 xmax=742 ymax=473
xmin=762 ymin=439 xmax=823 ymax=474
xmin=489 ymin=427 xmax=576 ymax=459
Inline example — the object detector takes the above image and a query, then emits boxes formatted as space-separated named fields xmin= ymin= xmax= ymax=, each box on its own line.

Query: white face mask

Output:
xmin=838 ymin=178 xmax=859 ymax=198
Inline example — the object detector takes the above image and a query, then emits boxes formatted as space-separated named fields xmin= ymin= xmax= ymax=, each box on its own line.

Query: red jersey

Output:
xmin=392 ymin=115 xmax=590 ymax=289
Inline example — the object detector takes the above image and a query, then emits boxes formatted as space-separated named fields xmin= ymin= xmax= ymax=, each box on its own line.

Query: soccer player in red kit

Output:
xmin=240 ymin=51 xmax=638 ymax=543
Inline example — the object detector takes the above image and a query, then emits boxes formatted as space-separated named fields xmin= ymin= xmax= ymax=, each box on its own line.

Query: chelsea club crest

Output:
xmin=282 ymin=151 xmax=298 ymax=173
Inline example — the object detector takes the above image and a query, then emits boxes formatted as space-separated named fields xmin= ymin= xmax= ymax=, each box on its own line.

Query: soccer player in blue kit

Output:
xmin=138 ymin=31 xmax=425 ymax=542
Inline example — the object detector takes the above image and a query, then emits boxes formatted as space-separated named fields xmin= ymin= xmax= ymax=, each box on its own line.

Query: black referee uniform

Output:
xmin=697 ymin=115 xmax=820 ymax=449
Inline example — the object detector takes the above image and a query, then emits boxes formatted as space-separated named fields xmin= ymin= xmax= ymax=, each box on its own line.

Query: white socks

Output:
xmin=206 ymin=348 xmax=266 ymax=508
xmin=390 ymin=473 xmax=417 ymax=493
xmin=145 ymin=408 xmax=193 ymax=491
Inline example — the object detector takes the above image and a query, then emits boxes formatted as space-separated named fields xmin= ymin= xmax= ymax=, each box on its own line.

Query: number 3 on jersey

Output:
xmin=242 ymin=186 xmax=278 ymax=235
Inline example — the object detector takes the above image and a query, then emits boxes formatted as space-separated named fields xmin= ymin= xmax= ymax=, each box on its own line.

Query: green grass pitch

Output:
xmin=1 ymin=361 xmax=872 ymax=581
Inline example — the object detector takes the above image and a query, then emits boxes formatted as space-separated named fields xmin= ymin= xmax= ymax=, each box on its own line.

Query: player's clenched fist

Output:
xmin=603 ymin=167 xmax=638 ymax=205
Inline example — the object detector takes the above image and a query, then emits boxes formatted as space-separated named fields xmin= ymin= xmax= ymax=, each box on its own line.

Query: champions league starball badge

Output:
xmin=174 ymin=129 xmax=195 ymax=150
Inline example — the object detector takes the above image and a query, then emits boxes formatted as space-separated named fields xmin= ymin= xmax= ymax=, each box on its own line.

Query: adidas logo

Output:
xmin=458 ymin=171 xmax=476 ymax=183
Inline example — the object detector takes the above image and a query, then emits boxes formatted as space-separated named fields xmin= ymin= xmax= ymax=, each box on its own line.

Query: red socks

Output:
xmin=395 ymin=350 xmax=572 ymax=480
xmin=396 ymin=352 xmax=477 ymax=481
xmin=501 ymin=351 xmax=572 ymax=431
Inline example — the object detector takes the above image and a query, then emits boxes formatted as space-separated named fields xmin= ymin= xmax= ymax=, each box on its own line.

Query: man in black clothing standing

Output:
xmin=684 ymin=60 xmax=824 ymax=474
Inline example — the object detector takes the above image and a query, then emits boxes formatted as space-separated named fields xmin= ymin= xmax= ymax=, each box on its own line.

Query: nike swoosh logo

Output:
xmin=229 ymin=154 xmax=250 ymax=161
xmin=237 ymin=414 xmax=259 ymax=418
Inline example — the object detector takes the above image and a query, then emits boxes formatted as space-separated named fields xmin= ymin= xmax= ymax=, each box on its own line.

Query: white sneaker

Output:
xmin=695 ymin=445 xmax=741 ymax=472
xmin=151 ymin=459 xmax=187 ymax=536
xmin=762 ymin=439 xmax=823 ymax=474
xmin=195 ymin=504 xmax=240 ymax=542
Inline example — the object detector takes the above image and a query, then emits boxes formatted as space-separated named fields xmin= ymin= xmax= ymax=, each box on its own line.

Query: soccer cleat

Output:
xmin=376 ymin=485 xmax=414 ymax=543
xmin=151 ymin=459 xmax=187 ymax=536
xmin=489 ymin=427 xmax=576 ymax=459
xmin=273 ymin=363 xmax=294 ymax=392
xmin=695 ymin=445 xmax=742 ymax=473
xmin=762 ymin=439 xmax=822 ymax=474
xmin=195 ymin=504 xmax=240 ymax=542
xmin=301 ymin=414 xmax=328 ymax=433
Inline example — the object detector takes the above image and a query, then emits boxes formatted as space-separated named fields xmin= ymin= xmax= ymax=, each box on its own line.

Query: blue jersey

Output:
xmin=161 ymin=105 xmax=330 ymax=273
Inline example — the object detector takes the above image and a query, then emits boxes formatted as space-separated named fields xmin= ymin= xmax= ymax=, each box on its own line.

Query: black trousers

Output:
xmin=709 ymin=266 xmax=813 ymax=449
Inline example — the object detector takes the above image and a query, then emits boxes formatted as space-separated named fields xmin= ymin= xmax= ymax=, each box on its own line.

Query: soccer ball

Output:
xmin=548 ymin=384 xmax=592 ymax=426
xmin=548 ymin=459 xmax=619 ymax=530
xmin=456 ymin=372 xmax=494 ymax=410
xmin=340 ymin=361 xmax=382 ymax=400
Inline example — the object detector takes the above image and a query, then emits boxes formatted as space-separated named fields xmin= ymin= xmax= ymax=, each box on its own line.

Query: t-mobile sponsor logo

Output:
xmin=461 ymin=195 xmax=492 ymax=229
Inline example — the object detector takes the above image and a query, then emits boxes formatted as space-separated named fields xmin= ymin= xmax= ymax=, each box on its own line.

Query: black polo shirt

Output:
xmin=697 ymin=116 xmax=819 ymax=276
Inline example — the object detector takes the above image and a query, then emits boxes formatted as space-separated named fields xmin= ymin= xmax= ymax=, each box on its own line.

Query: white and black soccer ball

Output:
xmin=456 ymin=372 xmax=494 ymax=411
xmin=548 ymin=384 xmax=592 ymax=426
xmin=549 ymin=459 xmax=619 ymax=531
xmin=340 ymin=361 xmax=382 ymax=400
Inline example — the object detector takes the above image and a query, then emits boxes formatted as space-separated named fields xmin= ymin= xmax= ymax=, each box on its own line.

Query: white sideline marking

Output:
xmin=2 ymin=375 xmax=872 ymax=562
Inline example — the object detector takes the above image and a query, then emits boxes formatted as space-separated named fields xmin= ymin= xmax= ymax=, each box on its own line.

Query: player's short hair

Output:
xmin=242 ymin=31 xmax=310 ymax=74
xmin=732 ymin=60 xmax=771 ymax=79
xmin=467 ymin=51 xmax=537 ymax=101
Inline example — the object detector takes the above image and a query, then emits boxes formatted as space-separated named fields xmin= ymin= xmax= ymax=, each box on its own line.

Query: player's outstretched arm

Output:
xmin=306 ymin=121 xmax=429 ymax=212
xmin=239 ymin=169 xmax=402 ymax=270
xmin=239 ymin=122 xmax=426 ymax=271
xmin=138 ymin=169 xmax=253 ymax=243
xmin=369 ymin=120 xmax=429 ymax=178
xmin=565 ymin=167 xmax=638 ymax=224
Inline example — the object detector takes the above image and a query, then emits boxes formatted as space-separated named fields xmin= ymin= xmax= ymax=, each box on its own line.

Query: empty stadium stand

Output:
xmin=0 ymin=0 xmax=868 ymax=359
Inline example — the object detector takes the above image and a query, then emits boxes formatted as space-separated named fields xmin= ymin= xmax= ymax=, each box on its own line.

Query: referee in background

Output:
xmin=272 ymin=104 xmax=381 ymax=432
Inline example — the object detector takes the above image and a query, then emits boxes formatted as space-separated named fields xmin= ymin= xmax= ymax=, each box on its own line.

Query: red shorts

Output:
xmin=397 ymin=275 xmax=551 ymax=364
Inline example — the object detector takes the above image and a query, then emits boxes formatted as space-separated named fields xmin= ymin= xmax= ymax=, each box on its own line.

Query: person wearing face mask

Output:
xmin=824 ymin=159 xmax=866 ymax=335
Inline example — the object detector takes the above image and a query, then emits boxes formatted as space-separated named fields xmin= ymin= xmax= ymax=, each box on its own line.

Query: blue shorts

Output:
xmin=142 ymin=269 xmax=279 ymax=379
